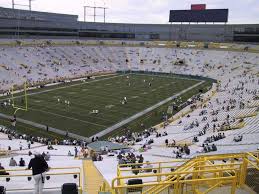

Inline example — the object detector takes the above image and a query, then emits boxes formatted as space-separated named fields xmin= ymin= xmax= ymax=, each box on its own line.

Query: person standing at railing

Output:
xmin=27 ymin=152 xmax=49 ymax=194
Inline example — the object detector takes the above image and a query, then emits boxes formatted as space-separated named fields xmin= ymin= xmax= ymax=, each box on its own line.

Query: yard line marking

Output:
xmin=0 ymin=74 xmax=127 ymax=102
xmin=29 ymin=107 xmax=107 ymax=128
xmin=105 ymin=105 xmax=115 ymax=109
xmin=29 ymin=101 xmax=115 ymax=123
xmin=91 ymin=80 xmax=205 ymax=138
xmin=30 ymin=91 xmax=133 ymax=118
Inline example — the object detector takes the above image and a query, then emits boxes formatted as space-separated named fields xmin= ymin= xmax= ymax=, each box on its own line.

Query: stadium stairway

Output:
xmin=142 ymin=159 xmax=198 ymax=194
xmin=83 ymin=159 xmax=107 ymax=194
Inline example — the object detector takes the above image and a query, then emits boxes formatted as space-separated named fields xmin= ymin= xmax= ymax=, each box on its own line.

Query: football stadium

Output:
xmin=0 ymin=1 xmax=258 ymax=194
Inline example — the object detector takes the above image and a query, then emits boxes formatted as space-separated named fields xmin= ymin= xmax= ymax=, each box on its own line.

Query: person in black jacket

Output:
xmin=19 ymin=158 xmax=25 ymax=167
xmin=0 ymin=163 xmax=9 ymax=175
xmin=27 ymin=152 xmax=49 ymax=194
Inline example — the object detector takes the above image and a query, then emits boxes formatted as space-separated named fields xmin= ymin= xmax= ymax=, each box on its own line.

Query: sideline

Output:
xmin=0 ymin=113 xmax=90 ymax=141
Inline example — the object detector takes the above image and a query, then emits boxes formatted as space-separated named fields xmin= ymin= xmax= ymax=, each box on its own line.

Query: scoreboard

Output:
xmin=191 ymin=4 xmax=206 ymax=10
xmin=169 ymin=9 xmax=229 ymax=23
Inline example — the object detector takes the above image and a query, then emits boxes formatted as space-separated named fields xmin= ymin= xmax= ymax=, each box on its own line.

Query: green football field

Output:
xmin=0 ymin=73 xmax=211 ymax=138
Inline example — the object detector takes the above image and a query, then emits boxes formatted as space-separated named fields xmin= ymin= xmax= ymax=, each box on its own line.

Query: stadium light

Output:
xmin=83 ymin=0 xmax=108 ymax=23
xmin=12 ymin=0 xmax=36 ymax=11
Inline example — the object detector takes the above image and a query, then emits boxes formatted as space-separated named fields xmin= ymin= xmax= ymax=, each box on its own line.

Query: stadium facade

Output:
xmin=0 ymin=6 xmax=259 ymax=42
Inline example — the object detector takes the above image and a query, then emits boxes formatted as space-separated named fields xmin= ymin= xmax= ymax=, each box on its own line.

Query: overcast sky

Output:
xmin=1 ymin=0 xmax=259 ymax=24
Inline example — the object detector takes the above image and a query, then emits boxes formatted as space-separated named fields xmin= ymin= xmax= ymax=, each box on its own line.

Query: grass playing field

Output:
xmin=0 ymin=73 xmax=213 ymax=138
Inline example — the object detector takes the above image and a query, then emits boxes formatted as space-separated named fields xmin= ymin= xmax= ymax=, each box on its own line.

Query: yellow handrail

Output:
xmin=0 ymin=166 xmax=81 ymax=172
xmin=0 ymin=166 xmax=82 ymax=192
xmin=112 ymin=152 xmax=259 ymax=194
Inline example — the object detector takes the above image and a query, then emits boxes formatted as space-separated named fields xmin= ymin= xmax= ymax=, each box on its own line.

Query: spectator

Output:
xmin=27 ymin=152 xmax=49 ymax=194
xmin=42 ymin=152 xmax=46 ymax=159
xmin=19 ymin=158 xmax=25 ymax=167
xmin=165 ymin=139 xmax=168 ymax=146
xmin=212 ymin=144 xmax=217 ymax=151
xmin=117 ymin=153 xmax=123 ymax=160
xmin=9 ymin=157 xmax=17 ymax=166
xmin=83 ymin=148 xmax=88 ymax=158
xmin=131 ymin=165 xmax=140 ymax=175
xmin=97 ymin=154 xmax=103 ymax=161
xmin=138 ymin=154 xmax=144 ymax=164
xmin=118 ymin=158 xmax=125 ymax=165
xmin=143 ymin=161 xmax=153 ymax=172
xmin=47 ymin=145 xmax=54 ymax=150
xmin=19 ymin=143 xmax=23 ymax=151
xmin=0 ymin=163 xmax=9 ymax=175
xmin=92 ymin=152 xmax=97 ymax=161
xmin=74 ymin=147 xmax=78 ymax=157
xmin=45 ymin=152 xmax=50 ymax=161
xmin=10 ymin=115 xmax=16 ymax=130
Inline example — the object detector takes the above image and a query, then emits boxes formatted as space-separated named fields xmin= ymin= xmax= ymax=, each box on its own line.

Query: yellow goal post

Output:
xmin=11 ymin=82 xmax=28 ymax=115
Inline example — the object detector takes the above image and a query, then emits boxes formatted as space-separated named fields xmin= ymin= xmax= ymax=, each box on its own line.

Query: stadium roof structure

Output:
xmin=87 ymin=141 xmax=128 ymax=152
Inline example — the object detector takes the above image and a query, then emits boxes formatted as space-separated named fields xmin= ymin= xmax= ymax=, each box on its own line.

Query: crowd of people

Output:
xmin=109 ymin=127 xmax=157 ymax=145
xmin=0 ymin=125 xmax=88 ymax=151
xmin=8 ymin=157 xmax=25 ymax=167
xmin=0 ymin=44 xmax=258 ymax=188
xmin=203 ymin=133 xmax=226 ymax=144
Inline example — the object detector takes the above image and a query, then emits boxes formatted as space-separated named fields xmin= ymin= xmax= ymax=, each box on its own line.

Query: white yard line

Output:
xmin=0 ymin=74 xmax=126 ymax=101
xmin=0 ymin=73 xmax=206 ymax=140
xmin=91 ymin=80 xmax=205 ymax=138
xmin=29 ymin=107 xmax=107 ymax=128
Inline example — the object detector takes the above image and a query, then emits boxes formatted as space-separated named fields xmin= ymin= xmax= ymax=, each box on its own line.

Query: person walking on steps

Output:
xmin=27 ymin=152 xmax=49 ymax=194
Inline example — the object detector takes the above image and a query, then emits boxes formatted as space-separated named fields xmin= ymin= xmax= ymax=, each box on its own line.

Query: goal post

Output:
xmin=11 ymin=82 xmax=28 ymax=115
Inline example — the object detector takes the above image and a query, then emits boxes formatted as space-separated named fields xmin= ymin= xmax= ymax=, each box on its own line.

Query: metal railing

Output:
xmin=0 ymin=166 xmax=83 ymax=192
xmin=110 ymin=152 xmax=259 ymax=194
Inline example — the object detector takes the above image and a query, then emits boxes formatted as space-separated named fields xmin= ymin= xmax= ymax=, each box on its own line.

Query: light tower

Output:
xmin=12 ymin=0 xmax=35 ymax=11
xmin=11 ymin=0 xmax=36 ymax=39
xmin=83 ymin=1 xmax=108 ymax=23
